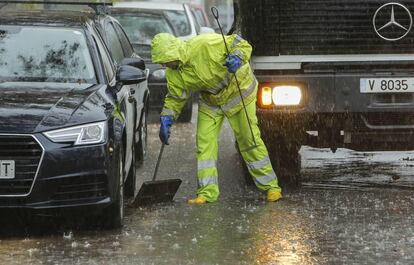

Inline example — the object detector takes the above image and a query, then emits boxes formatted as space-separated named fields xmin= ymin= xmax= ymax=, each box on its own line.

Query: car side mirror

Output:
xmin=116 ymin=65 xmax=146 ymax=85
xmin=120 ymin=57 xmax=146 ymax=70
xmin=200 ymin=27 xmax=215 ymax=34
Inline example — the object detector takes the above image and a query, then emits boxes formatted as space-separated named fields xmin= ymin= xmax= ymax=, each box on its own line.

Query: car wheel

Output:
xmin=125 ymin=140 xmax=136 ymax=198
xmin=136 ymin=105 xmax=148 ymax=167
xmin=177 ymin=99 xmax=193 ymax=123
xmin=101 ymin=145 xmax=124 ymax=229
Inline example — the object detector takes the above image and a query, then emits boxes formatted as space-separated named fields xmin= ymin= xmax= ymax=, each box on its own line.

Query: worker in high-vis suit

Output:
xmin=151 ymin=33 xmax=282 ymax=204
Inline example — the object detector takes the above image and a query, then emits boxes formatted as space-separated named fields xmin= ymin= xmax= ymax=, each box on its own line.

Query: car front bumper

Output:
xmin=0 ymin=133 xmax=116 ymax=212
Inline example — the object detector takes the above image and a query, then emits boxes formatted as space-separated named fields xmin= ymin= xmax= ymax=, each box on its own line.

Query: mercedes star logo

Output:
xmin=373 ymin=2 xmax=412 ymax=41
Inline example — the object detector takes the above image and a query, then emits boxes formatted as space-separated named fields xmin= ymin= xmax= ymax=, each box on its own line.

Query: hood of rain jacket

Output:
xmin=151 ymin=33 xmax=184 ymax=64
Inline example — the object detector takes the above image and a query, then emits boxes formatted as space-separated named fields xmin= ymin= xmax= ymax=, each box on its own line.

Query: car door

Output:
xmin=112 ymin=20 xmax=148 ymax=137
xmin=101 ymin=19 xmax=136 ymax=172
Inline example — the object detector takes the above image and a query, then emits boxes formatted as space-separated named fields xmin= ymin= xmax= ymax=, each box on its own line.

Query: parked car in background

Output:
xmin=0 ymin=3 xmax=149 ymax=228
xmin=189 ymin=3 xmax=211 ymax=28
xmin=113 ymin=1 xmax=200 ymax=40
xmin=112 ymin=1 xmax=213 ymax=122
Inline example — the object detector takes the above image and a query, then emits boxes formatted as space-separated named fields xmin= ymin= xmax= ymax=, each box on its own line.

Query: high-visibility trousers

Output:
xmin=196 ymin=100 xmax=281 ymax=202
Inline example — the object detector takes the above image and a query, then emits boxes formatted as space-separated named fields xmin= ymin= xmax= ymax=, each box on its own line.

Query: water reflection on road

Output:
xmin=0 ymin=108 xmax=413 ymax=264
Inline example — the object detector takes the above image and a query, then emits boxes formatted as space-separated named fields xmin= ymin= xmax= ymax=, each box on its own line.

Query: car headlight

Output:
xmin=258 ymin=84 xmax=302 ymax=107
xmin=151 ymin=68 xmax=166 ymax=80
xmin=44 ymin=121 xmax=106 ymax=145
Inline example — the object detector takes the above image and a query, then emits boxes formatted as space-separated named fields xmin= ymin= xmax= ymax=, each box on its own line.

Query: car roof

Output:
xmin=0 ymin=10 xmax=95 ymax=26
xmin=112 ymin=1 xmax=185 ymax=11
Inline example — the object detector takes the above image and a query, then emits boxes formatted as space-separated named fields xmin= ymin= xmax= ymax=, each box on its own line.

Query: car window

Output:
xmin=104 ymin=22 xmax=125 ymax=65
xmin=163 ymin=10 xmax=191 ymax=36
xmin=92 ymin=32 xmax=115 ymax=81
xmin=112 ymin=22 xmax=134 ymax=58
xmin=113 ymin=13 xmax=174 ymax=45
xmin=112 ymin=12 xmax=175 ymax=59
xmin=190 ymin=10 xmax=200 ymax=34
xmin=193 ymin=9 xmax=207 ymax=27
xmin=0 ymin=25 xmax=96 ymax=83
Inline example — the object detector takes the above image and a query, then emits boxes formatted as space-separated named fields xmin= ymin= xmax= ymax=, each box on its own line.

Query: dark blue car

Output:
xmin=0 ymin=5 xmax=149 ymax=228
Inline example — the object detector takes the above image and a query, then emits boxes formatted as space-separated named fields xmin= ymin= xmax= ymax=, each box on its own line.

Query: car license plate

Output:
xmin=0 ymin=160 xmax=15 ymax=179
xmin=360 ymin=78 xmax=414 ymax=93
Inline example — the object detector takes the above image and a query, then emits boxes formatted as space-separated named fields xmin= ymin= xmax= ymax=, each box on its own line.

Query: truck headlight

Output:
xmin=151 ymin=68 xmax=166 ymax=80
xmin=261 ymin=86 xmax=273 ymax=106
xmin=259 ymin=84 xmax=303 ymax=107
xmin=272 ymin=86 xmax=302 ymax=106
xmin=44 ymin=121 xmax=106 ymax=145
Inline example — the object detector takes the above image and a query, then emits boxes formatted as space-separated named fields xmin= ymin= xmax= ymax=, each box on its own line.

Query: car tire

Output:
xmin=177 ymin=99 xmax=193 ymax=123
xmin=125 ymin=141 xmax=136 ymax=198
xmin=267 ymin=138 xmax=301 ymax=189
xmin=136 ymin=104 xmax=148 ymax=167
xmin=101 ymin=145 xmax=124 ymax=229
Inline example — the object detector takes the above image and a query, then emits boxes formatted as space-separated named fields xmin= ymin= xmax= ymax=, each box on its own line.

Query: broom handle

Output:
xmin=152 ymin=144 xmax=165 ymax=181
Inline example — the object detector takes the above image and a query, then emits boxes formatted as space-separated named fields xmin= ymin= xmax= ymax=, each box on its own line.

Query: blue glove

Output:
xmin=225 ymin=54 xmax=242 ymax=73
xmin=159 ymin=115 xmax=174 ymax=145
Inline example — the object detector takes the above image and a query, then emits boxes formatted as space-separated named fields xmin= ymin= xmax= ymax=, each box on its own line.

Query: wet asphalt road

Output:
xmin=1 ymin=105 xmax=414 ymax=265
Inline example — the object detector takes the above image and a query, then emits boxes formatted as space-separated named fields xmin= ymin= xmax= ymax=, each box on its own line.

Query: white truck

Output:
xmin=235 ymin=0 xmax=414 ymax=186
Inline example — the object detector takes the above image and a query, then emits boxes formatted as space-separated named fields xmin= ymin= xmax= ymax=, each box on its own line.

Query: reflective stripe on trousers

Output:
xmin=198 ymin=175 xmax=218 ymax=187
xmin=251 ymin=170 xmax=277 ymax=186
xmin=246 ymin=156 xmax=271 ymax=171
xmin=198 ymin=159 xmax=217 ymax=171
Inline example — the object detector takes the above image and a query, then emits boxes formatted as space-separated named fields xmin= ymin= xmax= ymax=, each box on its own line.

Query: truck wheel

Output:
xmin=101 ymin=146 xmax=124 ymax=229
xmin=177 ymin=100 xmax=193 ymax=123
xmin=268 ymin=139 xmax=301 ymax=188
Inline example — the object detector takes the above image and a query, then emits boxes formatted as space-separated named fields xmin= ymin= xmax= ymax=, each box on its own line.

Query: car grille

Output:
xmin=240 ymin=0 xmax=414 ymax=55
xmin=0 ymin=135 xmax=43 ymax=196
xmin=51 ymin=174 xmax=108 ymax=202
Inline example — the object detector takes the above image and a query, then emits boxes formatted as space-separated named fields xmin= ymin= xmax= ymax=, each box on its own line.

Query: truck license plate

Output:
xmin=360 ymin=78 xmax=414 ymax=93
xmin=0 ymin=160 xmax=15 ymax=179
